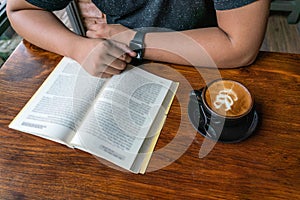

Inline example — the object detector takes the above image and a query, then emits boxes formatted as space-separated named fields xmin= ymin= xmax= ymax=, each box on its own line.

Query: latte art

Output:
xmin=204 ymin=80 xmax=253 ymax=117
xmin=213 ymin=88 xmax=238 ymax=112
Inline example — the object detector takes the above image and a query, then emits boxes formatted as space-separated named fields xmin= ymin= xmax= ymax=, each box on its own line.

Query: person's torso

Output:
xmin=92 ymin=0 xmax=217 ymax=31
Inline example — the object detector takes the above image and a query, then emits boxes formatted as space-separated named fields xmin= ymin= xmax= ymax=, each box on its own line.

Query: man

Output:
xmin=7 ymin=0 xmax=270 ymax=77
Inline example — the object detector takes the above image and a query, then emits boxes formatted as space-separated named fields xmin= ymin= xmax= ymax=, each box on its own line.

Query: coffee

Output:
xmin=204 ymin=79 xmax=253 ymax=118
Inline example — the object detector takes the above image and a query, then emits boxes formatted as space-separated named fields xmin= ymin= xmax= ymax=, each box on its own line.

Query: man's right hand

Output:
xmin=79 ymin=38 xmax=136 ymax=78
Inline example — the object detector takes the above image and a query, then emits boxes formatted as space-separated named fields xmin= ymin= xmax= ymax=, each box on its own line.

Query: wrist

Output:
xmin=110 ymin=29 xmax=136 ymax=47
xmin=70 ymin=37 xmax=100 ymax=65
xmin=129 ymin=30 xmax=147 ymax=60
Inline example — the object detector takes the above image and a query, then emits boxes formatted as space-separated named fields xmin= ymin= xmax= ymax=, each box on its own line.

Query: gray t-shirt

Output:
xmin=26 ymin=0 xmax=256 ymax=31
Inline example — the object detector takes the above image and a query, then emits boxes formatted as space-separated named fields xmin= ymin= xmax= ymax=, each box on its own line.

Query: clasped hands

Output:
xmin=77 ymin=1 xmax=136 ymax=78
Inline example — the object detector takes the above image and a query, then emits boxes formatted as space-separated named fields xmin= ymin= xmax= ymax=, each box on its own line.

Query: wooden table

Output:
xmin=0 ymin=41 xmax=299 ymax=199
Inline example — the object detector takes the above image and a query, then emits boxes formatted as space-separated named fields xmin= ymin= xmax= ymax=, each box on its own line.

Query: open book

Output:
xmin=9 ymin=57 xmax=178 ymax=174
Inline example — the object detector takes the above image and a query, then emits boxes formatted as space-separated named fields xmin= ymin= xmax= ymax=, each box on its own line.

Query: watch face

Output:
xmin=130 ymin=31 xmax=145 ymax=60
xmin=136 ymin=51 xmax=142 ymax=60
xmin=130 ymin=41 xmax=143 ymax=60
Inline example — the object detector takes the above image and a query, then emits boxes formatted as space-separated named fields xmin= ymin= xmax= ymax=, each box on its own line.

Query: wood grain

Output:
xmin=0 ymin=40 xmax=299 ymax=199
xmin=261 ymin=11 xmax=300 ymax=54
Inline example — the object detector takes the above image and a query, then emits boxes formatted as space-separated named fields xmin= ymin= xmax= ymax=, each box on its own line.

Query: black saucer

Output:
xmin=188 ymin=95 xmax=259 ymax=143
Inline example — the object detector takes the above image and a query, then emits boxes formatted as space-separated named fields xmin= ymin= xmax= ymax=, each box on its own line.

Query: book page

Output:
xmin=131 ymin=81 xmax=179 ymax=173
xmin=71 ymin=66 xmax=178 ymax=172
xmin=9 ymin=57 xmax=107 ymax=146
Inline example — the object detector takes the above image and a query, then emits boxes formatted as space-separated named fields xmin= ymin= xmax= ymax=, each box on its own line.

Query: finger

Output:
xmin=86 ymin=23 xmax=107 ymax=39
xmin=112 ymin=40 xmax=134 ymax=54
xmin=97 ymin=72 xmax=113 ymax=79
xmin=78 ymin=2 xmax=103 ymax=18
xmin=97 ymin=64 xmax=123 ymax=75
xmin=86 ymin=30 xmax=105 ymax=39
xmin=86 ymin=30 xmax=98 ymax=39
xmin=111 ymin=40 xmax=137 ymax=57
xmin=108 ymin=40 xmax=136 ymax=60
xmin=106 ymin=56 xmax=128 ymax=71
xmin=86 ymin=22 xmax=99 ymax=31
xmin=84 ymin=19 xmax=96 ymax=29
xmin=118 ymin=53 xmax=133 ymax=63
xmin=124 ymin=55 xmax=133 ymax=63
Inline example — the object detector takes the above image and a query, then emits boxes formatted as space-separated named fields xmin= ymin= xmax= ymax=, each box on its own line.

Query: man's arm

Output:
xmin=6 ymin=0 xmax=89 ymax=63
xmin=86 ymin=0 xmax=270 ymax=68
xmin=6 ymin=0 xmax=135 ymax=77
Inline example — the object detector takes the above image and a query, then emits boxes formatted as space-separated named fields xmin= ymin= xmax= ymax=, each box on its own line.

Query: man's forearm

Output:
xmin=7 ymin=4 xmax=90 ymax=64
xmin=114 ymin=27 xmax=255 ymax=68
xmin=103 ymin=1 xmax=269 ymax=68
xmin=143 ymin=27 xmax=239 ymax=68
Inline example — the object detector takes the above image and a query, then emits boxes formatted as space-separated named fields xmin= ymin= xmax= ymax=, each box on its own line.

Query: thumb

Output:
xmin=113 ymin=40 xmax=137 ymax=57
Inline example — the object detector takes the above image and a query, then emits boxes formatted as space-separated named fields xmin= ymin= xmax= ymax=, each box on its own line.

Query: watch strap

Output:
xmin=129 ymin=31 xmax=146 ymax=60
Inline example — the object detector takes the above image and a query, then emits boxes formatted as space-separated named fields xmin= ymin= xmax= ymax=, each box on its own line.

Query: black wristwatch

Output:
xmin=129 ymin=31 xmax=146 ymax=60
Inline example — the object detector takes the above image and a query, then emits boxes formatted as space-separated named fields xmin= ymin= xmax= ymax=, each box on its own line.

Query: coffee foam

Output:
xmin=204 ymin=80 xmax=252 ymax=117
